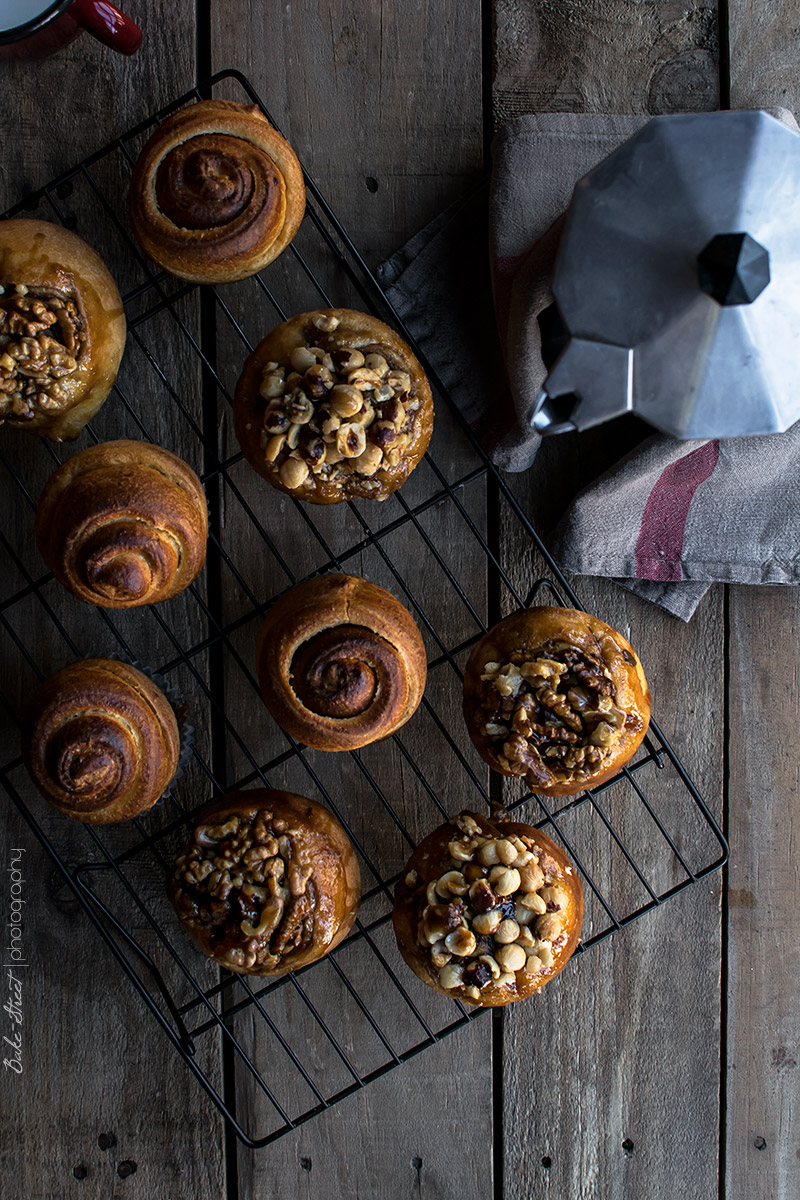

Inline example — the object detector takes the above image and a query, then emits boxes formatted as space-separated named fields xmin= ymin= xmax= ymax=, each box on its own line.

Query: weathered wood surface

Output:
xmin=2 ymin=1 xmax=797 ymax=1197
xmin=493 ymin=5 xmax=724 ymax=1197
xmin=726 ymin=10 xmax=800 ymax=1199
xmin=0 ymin=6 xmax=227 ymax=1199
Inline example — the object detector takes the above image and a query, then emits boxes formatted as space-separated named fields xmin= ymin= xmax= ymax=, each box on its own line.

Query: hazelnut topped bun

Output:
xmin=129 ymin=99 xmax=306 ymax=284
xmin=234 ymin=308 xmax=434 ymax=504
xmin=463 ymin=607 xmax=651 ymax=796
xmin=256 ymin=574 xmax=427 ymax=751
xmin=0 ymin=219 xmax=126 ymax=440
xmin=393 ymin=810 xmax=583 ymax=1007
xmin=167 ymin=789 xmax=361 ymax=976
xmin=35 ymin=440 xmax=208 ymax=608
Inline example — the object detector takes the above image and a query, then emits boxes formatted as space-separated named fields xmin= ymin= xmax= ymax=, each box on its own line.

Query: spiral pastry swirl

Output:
xmin=36 ymin=440 xmax=208 ymax=609
xmin=129 ymin=100 xmax=306 ymax=284
xmin=257 ymin=575 xmax=428 ymax=751
xmin=25 ymin=659 xmax=180 ymax=824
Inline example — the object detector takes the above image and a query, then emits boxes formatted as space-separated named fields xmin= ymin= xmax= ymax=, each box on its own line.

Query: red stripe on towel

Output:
xmin=635 ymin=441 xmax=720 ymax=581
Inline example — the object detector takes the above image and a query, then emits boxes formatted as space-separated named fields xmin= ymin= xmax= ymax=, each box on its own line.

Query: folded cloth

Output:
xmin=378 ymin=110 xmax=800 ymax=621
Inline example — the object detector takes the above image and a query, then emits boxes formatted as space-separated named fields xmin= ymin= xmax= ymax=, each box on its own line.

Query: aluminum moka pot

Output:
xmin=532 ymin=110 xmax=800 ymax=440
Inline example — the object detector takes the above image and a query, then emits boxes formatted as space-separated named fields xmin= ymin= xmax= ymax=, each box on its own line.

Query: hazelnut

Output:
xmin=535 ymin=912 xmax=565 ymax=941
xmin=468 ymin=879 xmax=498 ymax=913
xmin=488 ymin=866 xmax=521 ymax=896
xmin=435 ymin=870 xmax=468 ymax=898
xmin=290 ymin=346 xmax=318 ymax=373
xmin=438 ymin=963 xmax=464 ymax=989
xmin=472 ymin=909 xmax=502 ymax=936
xmin=331 ymin=348 xmax=365 ymax=374
xmin=337 ymin=423 xmax=367 ymax=458
xmin=444 ymin=928 xmax=477 ymax=957
xmin=331 ymin=385 xmax=363 ymax=418
xmin=312 ymin=312 xmax=340 ymax=332
xmin=495 ymin=943 xmax=526 ymax=973
xmin=494 ymin=918 xmax=520 ymax=944
xmin=279 ymin=457 xmax=309 ymax=489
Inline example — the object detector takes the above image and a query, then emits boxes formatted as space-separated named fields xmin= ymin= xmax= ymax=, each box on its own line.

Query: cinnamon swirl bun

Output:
xmin=129 ymin=99 xmax=306 ymax=283
xmin=167 ymin=789 xmax=361 ymax=976
xmin=256 ymin=575 xmax=427 ymax=751
xmin=35 ymin=440 xmax=208 ymax=608
xmin=24 ymin=658 xmax=180 ymax=824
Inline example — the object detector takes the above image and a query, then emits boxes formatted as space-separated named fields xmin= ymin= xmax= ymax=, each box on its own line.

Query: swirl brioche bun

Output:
xmin=35 ymin=440 xmax=208 ymax=608
xmin=129 ymin=99 xmax=306 ymax=283
xmin=24 ymin=658 xmax=180 ymax=824
xmin=256 ymin=574 xmax=427 ymax=751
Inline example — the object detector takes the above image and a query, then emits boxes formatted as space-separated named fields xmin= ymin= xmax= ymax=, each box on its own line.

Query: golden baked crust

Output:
xmin=393 ymin=810 xmax=583 ymax=1007
xmin=129 ymin=99 xmax=306 ymax=284
xmin=0 ymin=219 xmax=126 ymax=440
xmin=35 ymin=439 xmax=208 ymax=608
xmin=234 ymin=308 xmax=434 ymax=504
xmin=463 ymin=606 xmax=652 ymax=796
xmin=24 ymin=658 xmax=180 ymax=824
xmin=256 ymin=574 xmax=427 ymax=751
xmin=167 ymin=789 xmax=361 ymax=976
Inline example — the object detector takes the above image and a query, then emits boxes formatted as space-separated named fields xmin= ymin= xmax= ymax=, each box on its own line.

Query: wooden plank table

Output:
xmin=1 ymin=2 xmax=798 ymax=1197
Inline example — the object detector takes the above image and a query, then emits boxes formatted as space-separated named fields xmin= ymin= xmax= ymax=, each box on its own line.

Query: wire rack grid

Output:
xmin=0 ymin=70 xmax=728 ymax=1148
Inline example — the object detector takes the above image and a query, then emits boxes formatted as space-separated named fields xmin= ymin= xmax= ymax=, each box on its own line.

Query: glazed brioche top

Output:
xmin=36 ymin=439 xmax=208 ymax=608
xmin=129 ymin=99 xmax=306 ymax=283
xmin=393 ymin=810 xmax=583 ymax=1007
xmin=256 ymin=574 xmax=428 ymax=751
xmin=167 ymin=788 xmax=361 ymax=976
xmin=25 ymin=657 xmax=180 ymax=824
xmin=463 ymin=606 xmax=651 ymax=795
xmin=234 ymin=308 xmax=434 ymax=505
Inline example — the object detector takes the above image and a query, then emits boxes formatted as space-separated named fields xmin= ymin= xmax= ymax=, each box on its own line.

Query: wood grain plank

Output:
xmin=211 ymin=1 xmax=493 ymax=1195
xmin=493 ymin=0 xmax=719 ymax=123
xmin=492 ymin=4 xmax=725 ymax=1196
xmin=728 ymin=0 xmax=800 ymax=111
xmin=0 ymin=8 xmax=228 ymax=1198
xmin=725 ymin=587 xmax=800 ymax=1199
xmin=726 ymin=14 xmax=800 ymax=1196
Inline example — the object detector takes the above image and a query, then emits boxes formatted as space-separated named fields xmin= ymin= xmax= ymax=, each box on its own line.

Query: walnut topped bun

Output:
xmin=234 ymin=308 xmax=434 ymax=504
xmin=167 ymin=789 xmax=361 ymax=976
xmin=129 ymin=99 xmax=306 ymax=284
xmin=463 ymin=606 xmax=652 ymax=796
xmin=393 ymin=810 xmax=583 ymax=1007
xmin=0 ymin=219 xmax=126 ymax=440
xmin=256 ymin=574 xmax=427 ymax=751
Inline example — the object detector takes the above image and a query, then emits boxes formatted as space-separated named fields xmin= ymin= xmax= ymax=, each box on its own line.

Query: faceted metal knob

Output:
xmin=697 ymin=232 xmax=771 ymax=306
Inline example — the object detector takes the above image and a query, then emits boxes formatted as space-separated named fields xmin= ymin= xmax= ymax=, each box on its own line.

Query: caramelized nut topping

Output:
xmin=0 ymin=287 xmax=85 ymax=423
xmin=478 ymin=645 xmax=641 ymax=785
xmin=408 ymin=817 xmax=575 ymax=1000
xmin=255 ymin=311 xmax=423 ymax=494
xmin=170 ymin=806 xmax=318 ymax=974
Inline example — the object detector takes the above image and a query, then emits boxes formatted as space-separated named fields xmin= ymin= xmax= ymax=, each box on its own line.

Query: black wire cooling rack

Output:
xmin=0 ymin=70 xmax=727 ymax=1148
